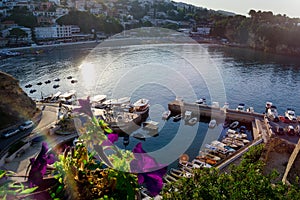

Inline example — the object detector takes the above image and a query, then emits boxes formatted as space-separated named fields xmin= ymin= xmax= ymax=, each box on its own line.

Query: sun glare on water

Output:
xmin=79 ymin=62 xmax=97 ymax=90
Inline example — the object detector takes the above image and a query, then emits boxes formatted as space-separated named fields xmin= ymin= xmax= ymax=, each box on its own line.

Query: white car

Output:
xmin=19 ymin=120 xmax=34 ymax=131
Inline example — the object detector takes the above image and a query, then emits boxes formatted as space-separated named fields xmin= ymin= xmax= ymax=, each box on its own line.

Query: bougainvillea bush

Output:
xmin=27 ymin=97 xmax=167 ymax=199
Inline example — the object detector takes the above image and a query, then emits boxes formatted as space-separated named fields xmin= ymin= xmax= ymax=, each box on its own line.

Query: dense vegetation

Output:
xmin=162 ymin=144 xmax=300 ymax=199
xmin=5 ymin=7 xmax=38 ymax=28
xmin=210 ymin=10 xmax=300 ymax=55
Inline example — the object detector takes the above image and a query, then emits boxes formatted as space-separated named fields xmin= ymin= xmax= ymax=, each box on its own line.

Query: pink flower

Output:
xmin=130 ymin=143 xmax=167 ymax=197
xmin=73 ymin=97 xmax=93 ymax=117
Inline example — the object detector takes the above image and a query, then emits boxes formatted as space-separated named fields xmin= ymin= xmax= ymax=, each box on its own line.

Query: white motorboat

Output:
xmin=210 ymin=140 xmax=236 ymax=153
xmin=208 ymin=119 xmax=216 ymax=128
xmin=229 ymin=121 xmax=239 ymax=129
xmin=173 ymin=114 xmax=182 ymax=122
xmin=227 ymin=132 xmax=247 ymax=139
xmin=267 ymin=105 xmax=279 ymax=122
xmin=162 ymin=110 xmax=171 ymax=120
xmin=265 ymin=101 xmax=272 ymax=113
xmin=132 ymin=98 xmax=150 ymax=114
xmin=236 ymin=103 xmax=245 ymax=111
xmin=285 ymin=108 xmax=297 ymax=122
xmin=195 ymin=97 xmax=206 ymax=105
xmin=222 ymin=137 xmax=244 ymax=147
xmin=170 ymin=168 xmax=193 ymax=178
xmin=192 ymin=159 xmax=212 ymax=169
xmin=188 ymin=117 xmax=198 ymax=125
xmin=184 ymin=111 xmax=192 ymax=120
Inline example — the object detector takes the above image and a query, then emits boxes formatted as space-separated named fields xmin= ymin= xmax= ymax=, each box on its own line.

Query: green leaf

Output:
xmin=19 ymin=186 xmax=38 ymax=194
xmin=0 ymin=170 xmax=5 ymax=179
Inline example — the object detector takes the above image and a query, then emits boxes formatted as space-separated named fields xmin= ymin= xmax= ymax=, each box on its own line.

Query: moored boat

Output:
xmin=236 ymin=103 xmax=245 ymax=111
xmin=229 ymin=121 xmax=239 ymax=129
xmin=162 ymin=110 xmax=171 ymax=120
xmin=199 ymin=151 xmax=221 ymax=161
xmin=184 ymin=111 xmax=192 ymax=120
xmin=173 ymin=114 xmax=182 ymax=122
xmin=192 ymin=159 xmax=212 ymax=168
xmin=132 ymin=98 xmax=150 ymax=115
xmin=188 ymin=117 xmax=198 ymax=125
xmin=25 ymin=84 xmax=32 ymax=88
xmin=195 ymin=97 xmax=206 ymax=105
xmin=208 ymin=119 xmax=216 ymax=128
xmin=285 ymin=108 xmax=297 ymax=122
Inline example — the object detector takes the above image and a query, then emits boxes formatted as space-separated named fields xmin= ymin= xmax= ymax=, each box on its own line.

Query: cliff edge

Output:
xmin=0 ymin=71 xmax=36 ymax=129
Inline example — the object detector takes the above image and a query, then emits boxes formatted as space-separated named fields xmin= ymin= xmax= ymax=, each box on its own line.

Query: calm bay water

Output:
xmin=1 ymin=41 xmax=300 ymax=167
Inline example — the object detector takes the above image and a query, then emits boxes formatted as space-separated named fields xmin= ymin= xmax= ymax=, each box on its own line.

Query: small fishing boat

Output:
xmin=195 ymin=97 xmax=206 ymax=105
xmin=188 ymin=117 xmax=198 ymax=125
xmin=195 ymin=156 xmax=217 ymax=165
xmin=36 ymin=82 xmax=42 ymax=86
xmin=53 ymin=84 xmax=60 ymax=89
xmin=162 ymin=110 xmax=171 ymax=120
xmin=163 ymin=174 xmax=177 ymax=183
xmin=208 ymin=119 xmax=216 ymax=128
xmin=170 ymin=168 xmax=193 ymax=178
xmin=229 ymin=121 xmax=239 ymax=129
xmin=199 ymin=151 xmax=221 ymax=161
xmin=192 ymin=159 xmax=212 ymax=168
xmin=173 ymin=114 xmax=182 ymax=122
xmin=184 ymin=111 xmax=192 ymax=120
xmin=222 ymin=137 xmax=244 ymax=147
xmin=179 ymin=154 xmax=189 ymax=165
xmin=227 ymin=132 xmax=247 ymax=138
xmin=30 ymin=89 xmax=37 ymax=93
xmin=54 ymin=78 xmax=60 ymax=82
xmin=25 ymin=84 xmax=32 ymax=88
xmin=45 ymin=80 xmax=51 ymax=84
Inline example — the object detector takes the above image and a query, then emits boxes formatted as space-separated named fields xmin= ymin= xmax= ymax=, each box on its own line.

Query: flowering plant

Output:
xmin=47 ymin=97 xmax=167 ymax=198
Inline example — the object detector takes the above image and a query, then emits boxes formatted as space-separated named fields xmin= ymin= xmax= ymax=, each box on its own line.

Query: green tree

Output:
xmin=162 ymin=144 xmax=300 ymax=199
xmin=9 ymin=28 xmax=28 ymax=43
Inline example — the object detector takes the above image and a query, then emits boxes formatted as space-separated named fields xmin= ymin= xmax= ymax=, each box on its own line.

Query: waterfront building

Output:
xmin=35 ymin=25 xmax=73 ymax=42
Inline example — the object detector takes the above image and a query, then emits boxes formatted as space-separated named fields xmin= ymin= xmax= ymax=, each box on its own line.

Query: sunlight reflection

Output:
xmin=79 ymin=62 xmax=97 ymax=90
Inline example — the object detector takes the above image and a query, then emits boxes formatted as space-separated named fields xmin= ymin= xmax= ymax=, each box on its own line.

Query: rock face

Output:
xmin=0 ymin=71 xmax=36 ymax=129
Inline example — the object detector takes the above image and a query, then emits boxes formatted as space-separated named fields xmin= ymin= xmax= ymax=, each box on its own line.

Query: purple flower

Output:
xmin=27 ymin=142 xmax=55 ymax=187
xmin=73 ymin=97 xmax=93 ymax=117
xmin=101 ymin=133 xmax=119 ymax=146
xmin=130 ymin=143 xmax=167 ymax=197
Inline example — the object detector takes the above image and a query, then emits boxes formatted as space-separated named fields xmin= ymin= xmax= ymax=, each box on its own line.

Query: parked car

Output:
xmin=1 ymin=129 xmax=20 ymax=138
xmin=19 ymin=120 xmax=34 ymax=131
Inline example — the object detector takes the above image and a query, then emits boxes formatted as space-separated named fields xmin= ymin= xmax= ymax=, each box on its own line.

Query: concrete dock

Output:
xmin=168 ymin=100 xmax=264 ymax=123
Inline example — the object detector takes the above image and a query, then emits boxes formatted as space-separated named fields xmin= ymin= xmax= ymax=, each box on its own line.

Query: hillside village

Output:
xmin=0 ymin=0 xmax=234 ymax=47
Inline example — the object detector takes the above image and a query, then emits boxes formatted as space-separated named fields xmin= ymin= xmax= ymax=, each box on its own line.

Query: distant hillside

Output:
xmin=210 ymin=10 xmax=300 ymax=56
xmin=0 ymin=71 xmax=36 ymax=129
